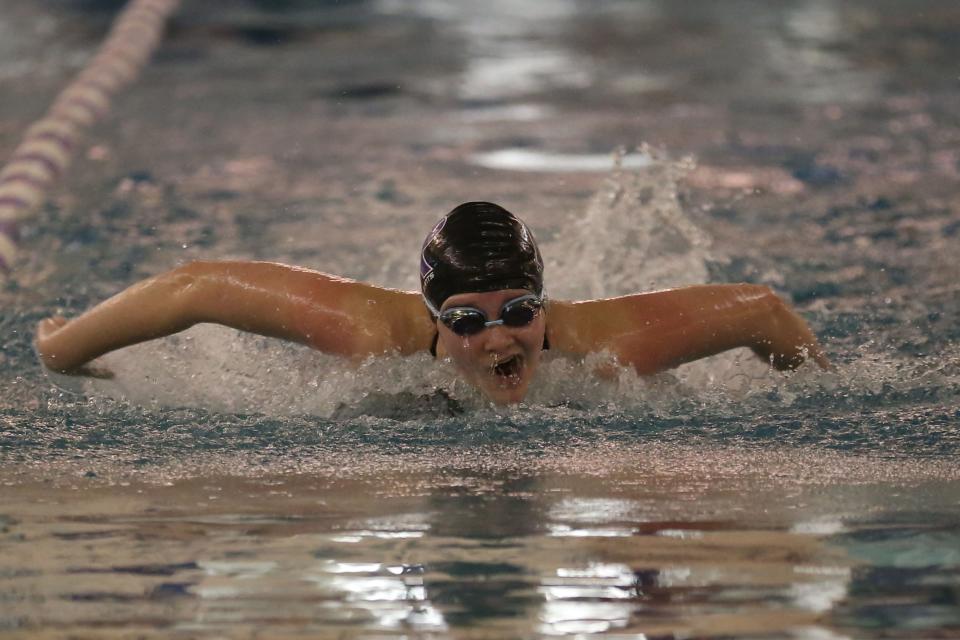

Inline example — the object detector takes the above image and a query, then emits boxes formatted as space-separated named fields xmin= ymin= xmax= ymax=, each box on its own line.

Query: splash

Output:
xmin=65 ymin=152 xmax=781 ymax=417
xmin=545 ymin=147 xmax=712 ymax=300
xmin=64 ymin=325 xmax=457 ymax=418
xmin=59 ymin=149 xmax=958 ymax=434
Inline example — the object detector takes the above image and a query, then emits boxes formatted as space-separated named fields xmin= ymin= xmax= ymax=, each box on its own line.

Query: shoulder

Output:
xmin=543 ymin=293 xmax=672 ymax=355
xmin=298 ymin=277 xmax=435 ymax=357
xmin=543 ymin=299 xmax=599 ymax=355
xmin=371 ymin=288 xmax=437 ymax=356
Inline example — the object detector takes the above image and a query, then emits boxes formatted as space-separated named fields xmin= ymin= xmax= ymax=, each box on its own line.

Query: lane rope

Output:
xmin=0 ymin=0 xmax=181 ymax=276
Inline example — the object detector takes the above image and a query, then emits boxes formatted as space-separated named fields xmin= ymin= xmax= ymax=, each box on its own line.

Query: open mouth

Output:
xmin=492 ymin=355 xmax=524 ymax=382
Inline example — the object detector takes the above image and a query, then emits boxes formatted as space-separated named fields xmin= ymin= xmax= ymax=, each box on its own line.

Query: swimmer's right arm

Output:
xmin=35 ymin=261 xmax=437 ymax=373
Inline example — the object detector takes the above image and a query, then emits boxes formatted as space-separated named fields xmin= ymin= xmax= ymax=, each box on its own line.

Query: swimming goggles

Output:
xmin=430 ymin=294 xmax=544 ymax=336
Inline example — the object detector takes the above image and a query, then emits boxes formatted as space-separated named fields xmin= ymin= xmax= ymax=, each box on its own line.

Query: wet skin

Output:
xmin=435 ymin=289 xmax=546 ymax=406
xmin=34 ymin=262 xmax=829 ymax=409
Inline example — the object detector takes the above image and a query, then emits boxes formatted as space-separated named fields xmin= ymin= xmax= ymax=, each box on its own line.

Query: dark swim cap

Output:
xmin=420 ymin=202 xmax=544 ymax=314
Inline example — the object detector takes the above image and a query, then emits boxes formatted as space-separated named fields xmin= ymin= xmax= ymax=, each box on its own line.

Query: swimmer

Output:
xmin=35 ymin=201 xmax=830 ymax=405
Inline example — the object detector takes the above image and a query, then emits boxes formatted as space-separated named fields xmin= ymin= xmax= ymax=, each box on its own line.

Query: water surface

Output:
xmin=2 ymin=1 xmax=959 ymax=637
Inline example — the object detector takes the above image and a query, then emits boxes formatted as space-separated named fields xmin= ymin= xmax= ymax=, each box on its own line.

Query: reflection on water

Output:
xmin=762 ymin=1 xmax=884 ymax=104
xmin=2 ymin=448 xmax=958 ymax=637
xmin=470 ymin=148 xmax=652 ymax=172
xmin=382 ymin=0 xmax=591 ymax=100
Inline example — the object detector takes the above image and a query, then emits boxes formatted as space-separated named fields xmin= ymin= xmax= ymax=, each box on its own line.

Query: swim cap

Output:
xmin=420 ymin=202 xmax=544 ymax=315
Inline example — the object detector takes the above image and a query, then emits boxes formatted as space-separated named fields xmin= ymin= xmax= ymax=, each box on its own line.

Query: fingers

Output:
xmin=753 ymin=337 xmax=831 ymax=371
xmin=35 ymin=315 xmax=74 ymax=371
xmin=37 ymin=315 xmax=68 ymax=340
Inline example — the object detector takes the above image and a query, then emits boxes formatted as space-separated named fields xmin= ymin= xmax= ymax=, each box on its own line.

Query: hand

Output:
xmin=751 ymin=339 xmax=831 ymax=371
xmin=35 ymin=316 xmax=114 ymax=378
xmin=749 ymin=301 xmax=832 ymax=371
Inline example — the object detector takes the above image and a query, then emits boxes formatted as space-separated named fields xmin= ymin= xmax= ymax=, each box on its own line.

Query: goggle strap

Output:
xmin=423 ymin=296 xmax=442 ymax=318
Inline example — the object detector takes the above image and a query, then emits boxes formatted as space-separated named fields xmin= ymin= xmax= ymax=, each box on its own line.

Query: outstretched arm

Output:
xmin=36 ymin=261 xmax=435 ymax=373
xmin=548 ymin=284 xmax=830 ymax=375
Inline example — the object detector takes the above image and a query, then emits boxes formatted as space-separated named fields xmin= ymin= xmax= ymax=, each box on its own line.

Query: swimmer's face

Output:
xmin=436 ymin=289 xmax=546 ymax=405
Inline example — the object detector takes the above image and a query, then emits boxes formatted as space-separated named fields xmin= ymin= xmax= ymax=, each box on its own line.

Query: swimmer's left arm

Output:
xmin=549 ymin=284 xmax=830 ymax=374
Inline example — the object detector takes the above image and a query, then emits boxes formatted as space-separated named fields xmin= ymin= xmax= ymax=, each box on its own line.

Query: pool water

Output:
xmin=2 ymin=1 xmax=959 ymax=638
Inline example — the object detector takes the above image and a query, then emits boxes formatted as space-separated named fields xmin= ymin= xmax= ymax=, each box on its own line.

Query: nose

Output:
xmin=482 ymin=324 xmax=515 ymax=352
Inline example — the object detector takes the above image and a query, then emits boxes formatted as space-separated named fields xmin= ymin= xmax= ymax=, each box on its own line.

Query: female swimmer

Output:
xmin=35 ymin=201 xmax=830 ymax=405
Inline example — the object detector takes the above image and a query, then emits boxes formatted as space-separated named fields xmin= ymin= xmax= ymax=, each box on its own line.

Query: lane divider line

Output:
xmin=0 ymin=0 xmax=181 ymax=275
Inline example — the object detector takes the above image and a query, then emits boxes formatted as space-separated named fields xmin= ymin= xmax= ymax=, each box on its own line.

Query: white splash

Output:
xmin=70 ymin=151 xmax=853 ymax=416
xmin=545 ymin=147 xmax=712 ymax=300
